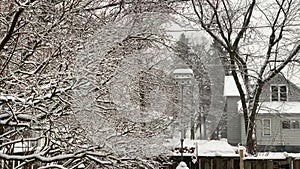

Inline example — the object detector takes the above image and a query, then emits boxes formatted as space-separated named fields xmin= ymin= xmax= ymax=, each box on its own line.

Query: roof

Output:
xmin=224 ymin=74 xmax=300 ymax=97
xmin=258 ymin=102 xmax=300 ymax=114
xmin=168 ymin=139 xmax=300 ymax=159
xmin=168 ymin=139 xmax=239 ymax=157
xmin=238 ymin=101 xmax=300 ymax=114
xmin=173 ymin=68 xmax=193 ymax=74
xmin=243 ymin=152 xmax=300 ymax=160
xmin=223 ymin=76 xmax=242 ymax=97
xmin=197 ymin=140 xmax=239 ymax=157
xmin=244 ymin=152 xmax=288 ymax=160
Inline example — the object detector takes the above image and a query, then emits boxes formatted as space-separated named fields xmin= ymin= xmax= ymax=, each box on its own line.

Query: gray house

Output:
xmin=225 ymin=75 xmax=300 ymax=152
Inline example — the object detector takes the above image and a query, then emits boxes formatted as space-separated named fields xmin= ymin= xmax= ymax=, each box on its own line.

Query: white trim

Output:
xmin=270 ymin=84 xmax=288 ymax=101
xmin=262 ymin=118 xmax=271 ymax=136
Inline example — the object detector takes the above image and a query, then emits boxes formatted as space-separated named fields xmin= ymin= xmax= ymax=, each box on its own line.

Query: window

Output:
xmin=263 ymin=119 xmax=271 ymax=136
xmin=282 ymin=121 xmax=290 ymax=129
xmin=282 ymin=120 xmax=300 ymax=129
xmin=271 ymin=85 xmax=287 ymax=101
xmin=280 ymin=86 xmax=287 ymax=101
xmin=292 ymin=120 xmax=300 ymax=129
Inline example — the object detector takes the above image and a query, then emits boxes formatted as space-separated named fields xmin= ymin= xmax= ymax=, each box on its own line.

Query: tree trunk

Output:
xmin=246 ymin=82 xmax=263 ymax=155
xmin=246 ymin=120 xmax=257 ymax=155
xmin=191 ymin=117 xmax=195 ymax=140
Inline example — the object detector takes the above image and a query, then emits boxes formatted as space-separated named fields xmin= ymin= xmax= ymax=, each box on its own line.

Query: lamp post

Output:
xmin=173 ymin=68 xmax=194 ymax=165
xmin=180 ymin=83 xmax=184 ymax=161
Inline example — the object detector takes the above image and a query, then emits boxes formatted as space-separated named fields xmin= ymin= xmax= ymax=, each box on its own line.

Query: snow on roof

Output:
xmin=290 ymin=153 xmax=300 ymax=160
xmin=173 ymin=68 xmax=193 ymax=74
xmin=197 ymin=140 xmax=239 ymax=157
xmin=168 ymin=139 xmax=300 ymax=159
xmin=168 ymin=139 xmax=239 ymax=157
xmin=258 ymin=102 xmax=300 ymax=114
xmin=223 ymin=76 xmax=240 ymax=97
xmin=238 ymin=101 xmax=300 ymax=114
xmin=244 ymin=152 xmax=289 ymax=160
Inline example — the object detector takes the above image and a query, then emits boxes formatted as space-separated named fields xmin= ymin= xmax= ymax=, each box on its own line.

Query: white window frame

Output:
xmin=262 ymin=118 xmax=271 ymax=136
xmin=270 ymin=84 xmax=288 ymax=101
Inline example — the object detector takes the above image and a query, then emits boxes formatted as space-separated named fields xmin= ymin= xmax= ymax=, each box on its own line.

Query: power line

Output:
xmin=166 ymin=23 xmax=300 ymax=32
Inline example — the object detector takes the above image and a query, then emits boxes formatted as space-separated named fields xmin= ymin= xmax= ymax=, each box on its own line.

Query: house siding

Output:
xmin=259 ymin=75 xmax=300 ymax=102
xmin=257 ymin=75 xmax=300 ymax=147
xmin=255 ymin=114 xmax=300 ymax=148
xmin=241 ymin=116 xmax=246 ymax=145
xmin=225 ymin=74 xmax=300 ymax=151
xmin=280 ymin=114 xmax=300 ymax=145
xmin=226 ymin=96 xmax=241 ymax=145
xmin=282 ymin=129 xmax=300 ymax=145
xmin=256 ymin=115 xmax=283 ymax=146
xmin=242 ymin=114 xmax=300 ymax=148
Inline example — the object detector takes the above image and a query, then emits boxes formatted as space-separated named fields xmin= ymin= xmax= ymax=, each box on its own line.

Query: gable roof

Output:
xmin=223 ymin=76 xmax=243 ymax=97
xmin=173 ymin=68 xmax=194 ymax=74
xmin=224 ymin=74 xmax=300 ymax=97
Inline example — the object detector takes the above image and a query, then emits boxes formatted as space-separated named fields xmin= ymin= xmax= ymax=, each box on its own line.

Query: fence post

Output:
xmin=240 ymin=149 xmax=244 ymax=169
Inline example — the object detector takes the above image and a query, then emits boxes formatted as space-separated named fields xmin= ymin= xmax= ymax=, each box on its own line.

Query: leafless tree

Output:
xmin=0 ymin=0 xmax=179 ymax=168
xmin=186 ymin=0 xmax=300 ymax=154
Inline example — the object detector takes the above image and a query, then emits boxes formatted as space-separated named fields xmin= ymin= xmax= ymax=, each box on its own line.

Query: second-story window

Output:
xmin=271 ymin=85 xmax=287 ymax=101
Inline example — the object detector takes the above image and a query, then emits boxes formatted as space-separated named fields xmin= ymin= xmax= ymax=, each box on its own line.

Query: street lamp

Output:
xmin=173 ymin=68 xmax=194 ymax=162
